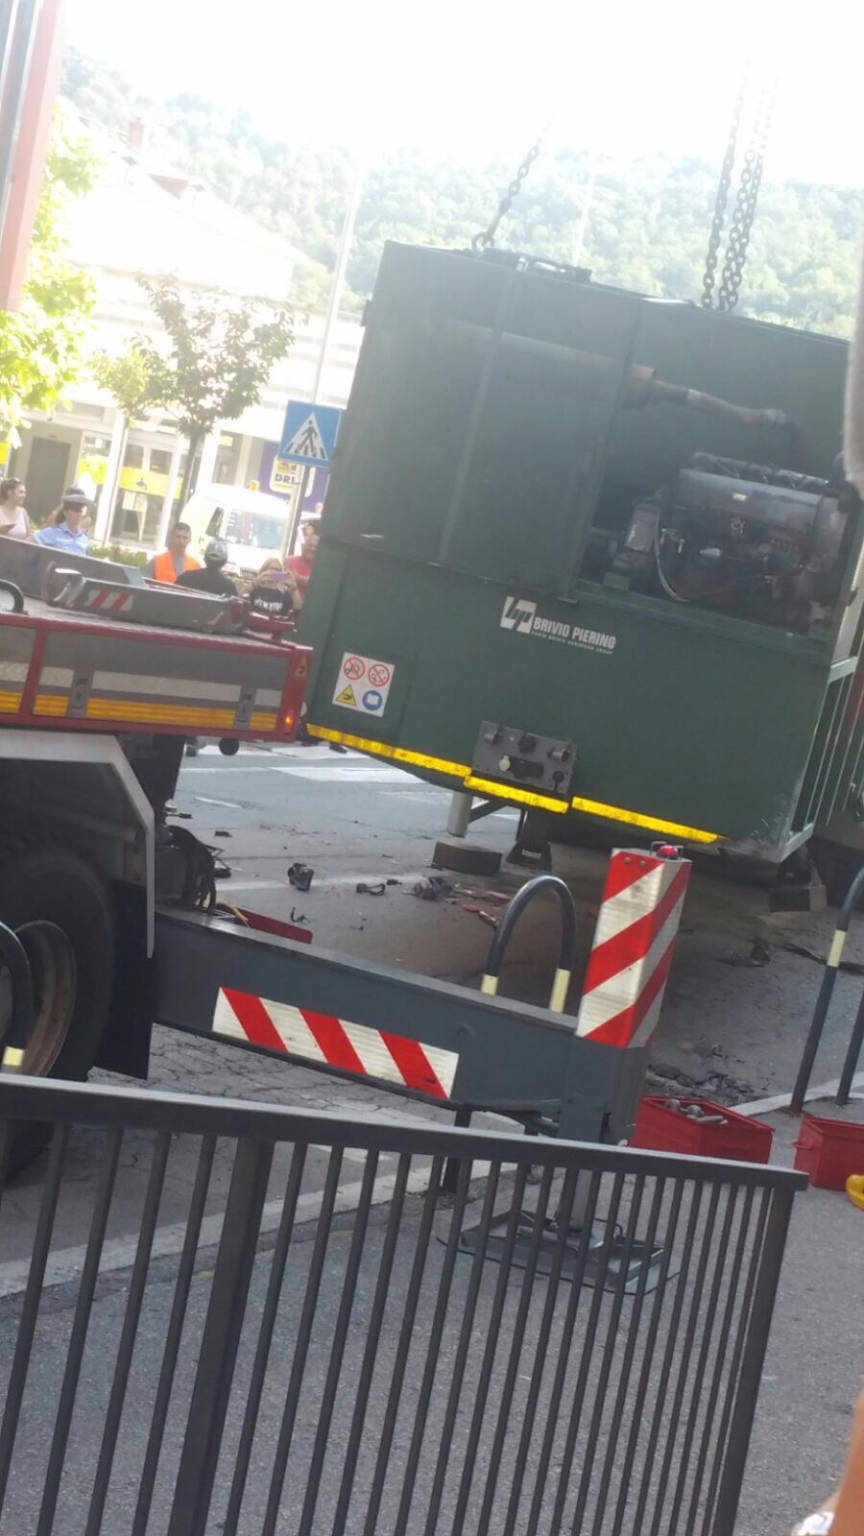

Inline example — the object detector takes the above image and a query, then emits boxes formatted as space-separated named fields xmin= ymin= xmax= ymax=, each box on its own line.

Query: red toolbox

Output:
xmin=630 ymin=1096 xmax=773 ymax=1163
xmin=793 ymin=1114 xmax=864 ymax=1189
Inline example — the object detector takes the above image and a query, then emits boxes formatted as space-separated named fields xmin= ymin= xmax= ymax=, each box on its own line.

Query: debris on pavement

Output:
xmin=288 ymin=861 xmax=314 ymax=892
xmin=356 ymin=881 xmax=386 ymax=896
xmin=719 ymin=939 xmax=771 ymax=968
xmin=453 ymin=885 xmax=510 ymax=906
xmin=461 ymin=904 xmax=498 ymax=929
xmin=410 ymin=875 xmax=452 ymax=901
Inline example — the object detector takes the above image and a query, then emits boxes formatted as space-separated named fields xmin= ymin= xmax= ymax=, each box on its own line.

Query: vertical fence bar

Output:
xmin=167 ymin=1135 xmax=275 ymax=1536
xmin=631 ymin=1182 xmax=708 ymax=1534
xmin=502 ymin=1164 xmax=581 ymax=1536
xmin=665 ymin=1184 xmax=741 ymax=1536
xmin=525 ymin=1166 xmax=603 ymax=1534
xmin=424 ymin=1163 xmax=503 ymax=1536
xmin=709 ymin=1186 xmax=798 ymax=1536
xmin=362 ymin=1155 xmax=445 ymax=1536
xmin=450 ymin=1162 xmax=533 ymax=1532
xmin=589 ymin=1175 xmax=668 ymax=1536
xmin=477 ymin=1164 xmax=557 ymax=1536
xmin=647 ymin=1182 xmax=725 ymax=1536
xmin=332 ymin=1153 xmax=411 ymax=1534
xmin=700 ymin=1190 xmax=771 ymax=1535
xmin=570 ymin=1175 xmax=647 ymax=1535
xmin=611 ymin=1181 xmax=685 ymax=1536
xmin=548 ymin=1171 xmax=627 ymax=1535
xmin=0 ymin=1124 xmax=69 ymax=1515
xmin=36 ymin=1125 xmax=123 ymax=1536
xmin=394 ymin=1154 xmax=475 ymax=1536
xmin=85 ymin=1129 xmax=172 ymax=1536
xmin=683 ymin=1187 xmax=756 ymax=1535
xmin=298 ymin=1150 xmax=379 ymax=1536
xmin=222 ymin=1142 xmax=308 ymax=1536
xmin=262 ymin=1146 xmax=345 ymax=1536
xmin=132 ymin=1133 xmax=217 ymax=1536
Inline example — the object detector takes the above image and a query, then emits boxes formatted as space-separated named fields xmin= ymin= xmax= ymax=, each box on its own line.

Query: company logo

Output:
xmin=500 ymin=595 xmax=537 ymax=633
xmin=499 ymin=595 xmax=617 ymax=655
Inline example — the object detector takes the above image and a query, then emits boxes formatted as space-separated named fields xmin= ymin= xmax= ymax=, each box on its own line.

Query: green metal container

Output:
xmin=302 ymin=243 xmax=863 ymax=862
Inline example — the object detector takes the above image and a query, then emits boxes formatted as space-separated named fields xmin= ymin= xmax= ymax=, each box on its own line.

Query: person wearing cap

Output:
xmin=33 ymin=487 xmax=91 ymax=554
xmin=175 ymin=537 xmax=238 ymax=597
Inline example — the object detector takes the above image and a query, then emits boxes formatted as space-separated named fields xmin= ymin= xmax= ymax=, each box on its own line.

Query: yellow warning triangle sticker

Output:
xmin=335 ymin=684 xmax=356 ymax=706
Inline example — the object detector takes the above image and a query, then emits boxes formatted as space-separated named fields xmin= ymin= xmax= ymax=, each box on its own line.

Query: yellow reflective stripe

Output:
xmin=0 ymin=690 xmax=22 ymax=712
xmin=34 ymin=693 xmax=69 ymax=716
xmin=308 ymin=724 xmax=469 ymax=779
xmin=570 ymin=795 xmax=719 ymax=844
xmin=464 ymin=775 xmax=569 ymax=813
xmin=549 ymin=967 xmax=571 ymax=1012
xmin=828 ymin=931 xmax=846 ymax=968
xmin=307 ymin=725 xmax=721 ymax=842
xmin=249 ymin=711 xmax=278 ymax=732
xmin=86 ymin=700 xmax=236 ymax=728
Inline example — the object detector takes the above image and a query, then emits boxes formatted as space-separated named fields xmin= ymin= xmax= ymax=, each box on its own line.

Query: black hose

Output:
xmin=481 ymin=874 xmax=577 ymax=1012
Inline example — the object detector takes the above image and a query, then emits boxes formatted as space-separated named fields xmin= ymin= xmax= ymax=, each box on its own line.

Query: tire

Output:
xmin=0 ymin=844 xmax=115 ymax=1169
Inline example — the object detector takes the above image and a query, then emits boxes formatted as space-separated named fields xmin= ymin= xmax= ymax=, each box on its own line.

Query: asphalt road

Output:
xmin=2 ymin=740 xmax=864 ymax=1534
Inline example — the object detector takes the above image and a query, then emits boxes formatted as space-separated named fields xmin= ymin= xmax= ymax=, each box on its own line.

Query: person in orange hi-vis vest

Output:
xmin=145 ymin=521 xmax=201 ymax=583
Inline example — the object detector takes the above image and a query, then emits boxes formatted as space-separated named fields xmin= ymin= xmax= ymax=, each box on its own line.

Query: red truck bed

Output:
xmin=0 ymin=599 xmax=310 ymax=740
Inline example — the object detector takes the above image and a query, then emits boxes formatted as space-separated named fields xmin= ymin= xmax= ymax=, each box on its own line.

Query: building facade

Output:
xmin=8 ymin=109 xmax=363 ymax=548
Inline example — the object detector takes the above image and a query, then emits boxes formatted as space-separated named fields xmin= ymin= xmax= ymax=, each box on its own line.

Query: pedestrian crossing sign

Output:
xmin=279 ymin=400 xmax=342 ymax=466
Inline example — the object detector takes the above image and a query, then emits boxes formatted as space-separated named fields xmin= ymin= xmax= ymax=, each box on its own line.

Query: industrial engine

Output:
xmin=613 ymin=455 xmax=858 ymax=632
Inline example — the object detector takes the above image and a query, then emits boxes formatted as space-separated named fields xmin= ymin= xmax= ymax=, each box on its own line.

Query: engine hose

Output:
xmin=653 ymin=523 xmax=690 ymax=604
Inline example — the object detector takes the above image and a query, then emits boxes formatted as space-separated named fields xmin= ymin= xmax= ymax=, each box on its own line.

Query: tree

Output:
xmin=135 ymin=275 xmax=294 ymax=502
xmin=92 ymin=344 xmax=166 ymax=423
xmin=0 ymin=109 xmax=96 ymax=432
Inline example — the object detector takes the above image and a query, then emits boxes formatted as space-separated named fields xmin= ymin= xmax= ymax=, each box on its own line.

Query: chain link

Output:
xmin=701 ymin=81 xmax=746 ymax=309
xmin=472 ymin=120 xmax=553 ymax=251
xmin=716 ymin=78 xmax=776 ymax=313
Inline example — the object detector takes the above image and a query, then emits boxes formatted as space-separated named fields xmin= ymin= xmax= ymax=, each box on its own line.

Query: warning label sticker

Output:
xmin=332 ymin=653 xmax=395 ymax=716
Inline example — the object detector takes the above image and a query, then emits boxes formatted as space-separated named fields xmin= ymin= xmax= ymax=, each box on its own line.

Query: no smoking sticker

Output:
xmin=332 ymin=652 xmax=395 ymax=716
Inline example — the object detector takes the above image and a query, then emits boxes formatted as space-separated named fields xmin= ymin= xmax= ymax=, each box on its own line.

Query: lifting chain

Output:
xmin=701 ymin=81 xmax=746 ymax=309
xmin=702 ymin=74 xmax=776 ymax=314
xmin=716 ymin=76 xmax=776 ymax=313
xmin=472 ymin=114 xmax=556 ymax=252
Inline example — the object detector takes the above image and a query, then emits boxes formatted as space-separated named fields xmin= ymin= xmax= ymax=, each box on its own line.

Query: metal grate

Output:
xmin=0 ymin=1077 xmax=803 ymax=1535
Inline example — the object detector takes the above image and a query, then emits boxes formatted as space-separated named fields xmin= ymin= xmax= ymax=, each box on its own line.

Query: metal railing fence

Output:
xmin=0 ymin=1076 xmax=804 ymax=1536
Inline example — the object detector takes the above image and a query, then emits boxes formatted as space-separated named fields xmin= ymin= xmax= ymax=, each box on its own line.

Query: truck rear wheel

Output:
xmin=0 ymin=844 xmax=115 ymax=1167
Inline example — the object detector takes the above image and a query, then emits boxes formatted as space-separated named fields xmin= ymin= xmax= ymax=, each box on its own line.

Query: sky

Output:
xmin=64 ymin=0 xmax=864 ymax=187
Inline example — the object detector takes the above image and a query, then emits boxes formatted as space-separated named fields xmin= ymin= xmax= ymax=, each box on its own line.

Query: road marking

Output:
xmin=270 ymin=765 xmax=420 ymax=783
xmin=0 ymin=1157 xmax=492 ymax=1299
xmin=195 ymin=795 xmax=242 ymax=809
xmin=735 ymin=1070 xmax=864 ymax=1117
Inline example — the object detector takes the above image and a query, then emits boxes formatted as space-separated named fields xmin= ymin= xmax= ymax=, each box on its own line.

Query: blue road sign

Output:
xmin=279 ymin=401 xmax=342 ymax=466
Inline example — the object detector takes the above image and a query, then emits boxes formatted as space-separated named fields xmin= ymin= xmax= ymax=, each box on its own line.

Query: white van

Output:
xmin=183 ymin=484 xmax=292 ymax=578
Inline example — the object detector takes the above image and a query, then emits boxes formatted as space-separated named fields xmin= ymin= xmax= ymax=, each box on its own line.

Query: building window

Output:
xmin=149 ymin=449 xmax=172 ymax=474
xmin=124 ymin=444 xmax=145 ymax=469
